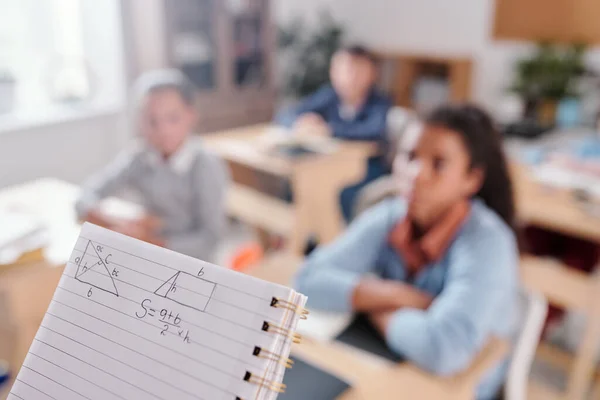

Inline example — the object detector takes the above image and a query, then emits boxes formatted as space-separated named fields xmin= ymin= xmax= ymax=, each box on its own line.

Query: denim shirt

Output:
xmin=275 ymin=84 xmax=392 ymax=141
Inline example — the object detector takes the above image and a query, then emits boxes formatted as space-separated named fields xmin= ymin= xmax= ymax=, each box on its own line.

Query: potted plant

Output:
xmin=0 ymin=69 xmax=16 ymax=114
xmin=278 ymin=11 xmax=345 ymax=101
xmin=509 ymin=43 xmax=587 ymax=126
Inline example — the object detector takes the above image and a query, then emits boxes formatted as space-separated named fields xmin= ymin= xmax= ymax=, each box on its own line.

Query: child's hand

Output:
xmin=294 ymin=113 xmax=330 ymax=137
xmin=367 ymin=284 xmax=434 ymax=336
xmin=352 ymin=278 xmax=434 ymax=312
xmin=83 ymin=209 xmax=112 ymax=227
xmin=112 ymin=220 xmax=163 ymax=245
xmin=368 ymin=310 xmax=395 ymax=335
xmin=394 ymin=283 xmax=434 ymax=310
xmin=137 ymin=214 xmax=163 ymax=231
xmin=112 ymin=220 xmax=148 ymax=240
xmin=143 ymin=234 xmax=166 ymax=247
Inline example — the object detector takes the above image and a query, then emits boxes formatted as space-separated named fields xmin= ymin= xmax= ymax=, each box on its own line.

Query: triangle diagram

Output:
xmin=154 ymin=272 xmax=180 ymax=298
xmin=75 ymin=240 xmax=118 ymax=296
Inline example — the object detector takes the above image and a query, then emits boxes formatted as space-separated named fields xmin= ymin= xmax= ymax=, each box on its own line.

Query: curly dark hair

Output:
xmin=426 ymin=104 xmax=516 ymax=229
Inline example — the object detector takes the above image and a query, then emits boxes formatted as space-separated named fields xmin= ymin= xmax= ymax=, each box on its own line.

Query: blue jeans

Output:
xmin=339 ymin=156 xmax=389 ymax=222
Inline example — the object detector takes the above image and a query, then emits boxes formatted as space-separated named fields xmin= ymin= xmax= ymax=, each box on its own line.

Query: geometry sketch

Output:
xmin=75 ymin=240 xmax=119 ymax=296
xmin=154 ymin=271 xmax=216 ymax=312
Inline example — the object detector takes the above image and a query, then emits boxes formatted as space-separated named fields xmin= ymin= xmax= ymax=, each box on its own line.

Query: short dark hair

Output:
xmin=340 ymin=45 xmax=378 ymax=65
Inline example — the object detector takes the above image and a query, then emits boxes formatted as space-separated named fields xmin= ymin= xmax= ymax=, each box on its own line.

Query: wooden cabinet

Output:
xmin=165 ymin=0 xmax=276 ymax=132
xmin=494 ymin=0 xmax=600 ymax=44
xmin=127 ymin=0 xmax=276 ymax=133
xmin=376 ymin=52 xmax=473 ymax=110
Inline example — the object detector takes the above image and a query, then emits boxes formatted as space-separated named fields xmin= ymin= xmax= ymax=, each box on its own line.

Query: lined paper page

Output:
xmin=10 ymin=223 xmax=306 ymax=400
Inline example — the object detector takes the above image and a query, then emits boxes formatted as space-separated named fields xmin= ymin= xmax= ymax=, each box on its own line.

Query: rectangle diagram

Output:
xmin=154 ymin=271 xmax=216 ymax=312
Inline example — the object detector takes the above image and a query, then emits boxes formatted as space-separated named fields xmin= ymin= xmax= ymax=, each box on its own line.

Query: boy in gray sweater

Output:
xmin=76 ymin=69 xmax=228 ymax=261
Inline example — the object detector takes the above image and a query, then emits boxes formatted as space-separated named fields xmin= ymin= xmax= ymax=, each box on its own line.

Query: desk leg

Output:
xmin=0 ymin=294 xmax=15 ymax=363
xmin=0 ymin=293 xmax=16 ymax=399
xmin=0 ymin=263 xmax=63 ymax=398
xmin=566 ymin=271 xmax=600 ymax=399
xmin=290 ymin=155 xmax=368 ymax=254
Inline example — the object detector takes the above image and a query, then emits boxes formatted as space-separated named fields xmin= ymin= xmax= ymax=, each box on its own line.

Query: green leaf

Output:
xmin=508 ymin=42 xmax=590 ymax=101
xmin=277 ymin=9 xmax=345 ymax=98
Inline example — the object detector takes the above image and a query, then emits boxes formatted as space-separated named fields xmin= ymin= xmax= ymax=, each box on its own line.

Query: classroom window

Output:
xmin=0 ymin=0 xmax=126 ymax=124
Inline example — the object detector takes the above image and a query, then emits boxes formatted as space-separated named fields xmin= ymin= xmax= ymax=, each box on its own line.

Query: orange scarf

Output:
xmin=388 ymin=201 xmax=471 ymax=274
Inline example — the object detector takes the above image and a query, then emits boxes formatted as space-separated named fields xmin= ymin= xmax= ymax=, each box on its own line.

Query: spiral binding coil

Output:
xmin=262 ymin=321 xmax=302 ymax=343
xmin=253 ymin=346 xmax=294 ymax=368
xmin=244 ymin=371 xmax=286 ymax=393
xmin=235 ymin=297 xmax=307 ymax=398
xmin=270 ymin=297 xmax=310 ymax=320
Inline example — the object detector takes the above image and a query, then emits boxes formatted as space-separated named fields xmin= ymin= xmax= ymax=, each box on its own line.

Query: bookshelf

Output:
xmin=376 ymin=52 xmax=473 ymax=111
xmin=128 ymin=0 xmax=276 ymax=133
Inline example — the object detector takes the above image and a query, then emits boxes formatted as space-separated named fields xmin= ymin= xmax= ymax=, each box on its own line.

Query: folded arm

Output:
xmin=353 ymin=278 xmax=433 ymax=312
xmin=381 ymin=233 xmax=518 ymax=375
xmin=295 ymin=200 xmax=427 ymax=312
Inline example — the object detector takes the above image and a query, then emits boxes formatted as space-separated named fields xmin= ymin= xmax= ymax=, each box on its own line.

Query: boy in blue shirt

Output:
xmin=276 ymin=45 xmax=392 ymax=221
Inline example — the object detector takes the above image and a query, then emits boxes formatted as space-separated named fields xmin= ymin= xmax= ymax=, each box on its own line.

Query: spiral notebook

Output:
xmin=9 ymin=223 xmax=308 ymax=400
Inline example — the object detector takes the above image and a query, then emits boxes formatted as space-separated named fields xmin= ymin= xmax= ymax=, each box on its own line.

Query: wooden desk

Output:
xmin=246 ymin=253 xmax=507 ymax=400
xmin=0 ymin=178 xmax=81 ymax=268
xmin=513 ymin=164 xmax=600 ymax=243
xmin=514 ymin=164 xmax=600 ymax=399
xmin=0 ymin=179 xmax=80 ymax=399
xmin=204 ymin=124 xmax=378 ymax=254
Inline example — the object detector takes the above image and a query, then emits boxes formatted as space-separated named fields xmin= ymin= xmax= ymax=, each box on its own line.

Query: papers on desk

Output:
xmin=97 ymin=197 xmax=145 ymax=222
xmin=513 ymin=132 xmax=600 ymax=198
xmin=258 ymin=127 xmax=340 ymax=156
xmin=0 ymin=211 xmax=48 ymax=264
xmin=0 ymin=212 xmax=40 ymax=250
xmin=531 ymin=164 xmax=600 ymax=198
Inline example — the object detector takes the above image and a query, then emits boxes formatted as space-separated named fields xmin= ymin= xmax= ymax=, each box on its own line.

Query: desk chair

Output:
xmin=505 ymin=289 xmax=548 ymax=400
xmin=522 ymin=256 xmax=600 ymax=399
xmin=350 ymin=107 xmax=416 ymax=219
xmin=352 ymin=175 xmax=395 ymax=219
xmin=384 ymin=106 xmax=416 ymax=164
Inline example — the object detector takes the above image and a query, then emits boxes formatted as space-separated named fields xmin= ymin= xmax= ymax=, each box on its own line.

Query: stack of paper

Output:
xmin=0 ymin=211 xmax=47 ymax=264
xmin=532 ymin=164 xmax=600 ymax=198
xmin=258 ymin=127 xmax=340 ymax=155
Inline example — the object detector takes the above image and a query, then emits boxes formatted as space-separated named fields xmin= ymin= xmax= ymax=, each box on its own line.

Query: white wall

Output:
xmin=126 ymin=0 xmax=170 ymax=75
xmin=274 ymin=0 xmax=600 ymax=115
xmin=342 ymin=0 xmax=493 ymax=55
xmin=0 ymin=111 xmax=127 ymax=188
